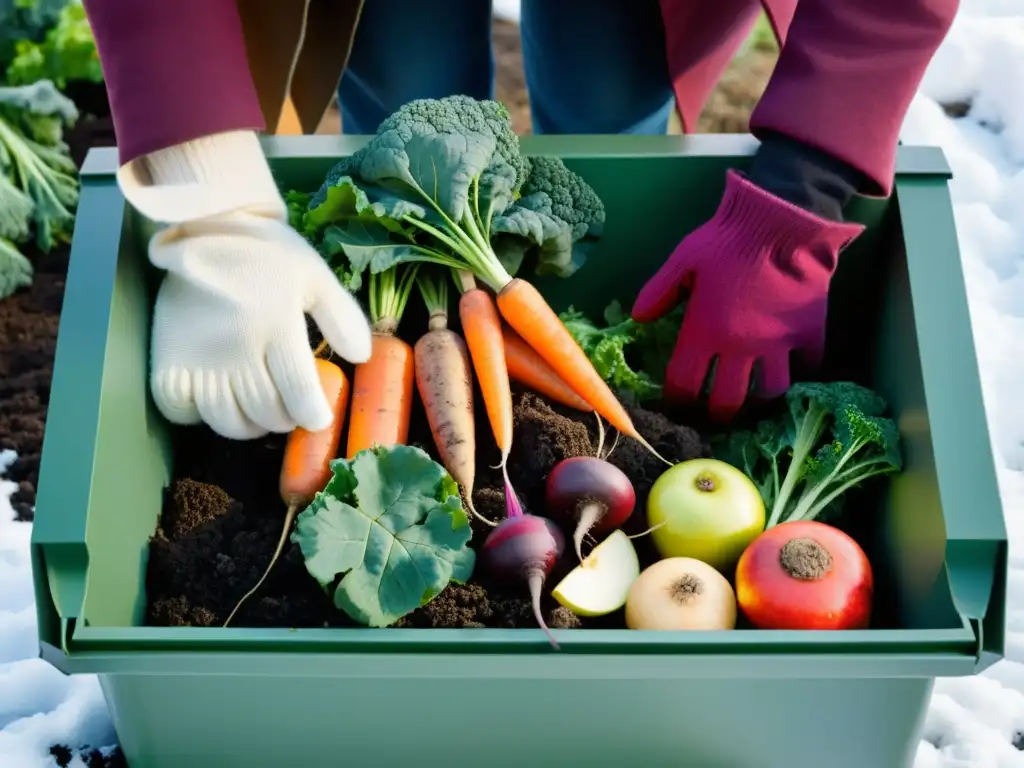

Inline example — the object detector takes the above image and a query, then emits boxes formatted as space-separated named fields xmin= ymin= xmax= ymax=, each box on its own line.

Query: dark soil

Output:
xmin=146 ymin=387 xmax=709 ymax=630
xmin=49 ymin=744 xmax=128 ymax=768
xmin=0 ymin=120 xmax=116 ymax=523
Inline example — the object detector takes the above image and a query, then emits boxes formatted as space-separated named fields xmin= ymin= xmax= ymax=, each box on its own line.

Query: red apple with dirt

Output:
xmin=734 ymin=520 xmax=874 ymax=630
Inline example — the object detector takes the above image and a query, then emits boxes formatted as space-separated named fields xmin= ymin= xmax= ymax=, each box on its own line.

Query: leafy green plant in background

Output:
xmin=0 ymin=78 xmax=79 ymax=299
xmin=0 ymin=0 xmax=68 ymax=75
xmin=5 ymin=0 xmax=101 ymax=88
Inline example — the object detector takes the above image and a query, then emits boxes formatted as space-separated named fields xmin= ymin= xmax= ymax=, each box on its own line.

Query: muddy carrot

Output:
xmin=502 ymin=325 xmax=593 ymax=413
xmin=346 ymin=265 xmax=419 ymax=458
xmin=223 ymin=358 xmax=349 ymax=627
xmin=414 ymin=269 xmax=488 ymax=524
xmin=496 ymin=277 xmax=670 ymax=465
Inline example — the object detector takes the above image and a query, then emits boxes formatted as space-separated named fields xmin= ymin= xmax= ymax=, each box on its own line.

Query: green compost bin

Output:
xmin=31 ymin=135 xmax=1008 ymax=768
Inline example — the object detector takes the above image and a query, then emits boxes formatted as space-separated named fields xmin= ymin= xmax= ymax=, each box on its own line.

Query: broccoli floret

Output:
xmin=520 ymin=155 xmax=605 ymax=240
xmin=712 ymin=381 xmax=903 ymax=528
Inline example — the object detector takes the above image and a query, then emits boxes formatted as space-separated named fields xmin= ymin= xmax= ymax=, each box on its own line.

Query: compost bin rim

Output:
xmin=42 ymin=629 xmax=983 ymax=680
xmin=34 ymin=135 xmax=1006 ymax=681
xmin=78 ymin=135 xmax=953 ymax=178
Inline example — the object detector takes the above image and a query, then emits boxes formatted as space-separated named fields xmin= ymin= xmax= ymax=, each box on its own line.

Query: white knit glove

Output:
xmin=118 ymin=131 xmax=372 ymax=439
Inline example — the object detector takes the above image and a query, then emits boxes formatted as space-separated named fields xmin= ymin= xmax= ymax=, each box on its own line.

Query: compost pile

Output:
xmin=147 ymin=390 xmax=707 ymax=629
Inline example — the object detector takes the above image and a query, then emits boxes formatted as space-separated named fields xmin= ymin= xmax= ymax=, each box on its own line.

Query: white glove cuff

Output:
xmin=116 ymin=130 xmax=287 ymax=225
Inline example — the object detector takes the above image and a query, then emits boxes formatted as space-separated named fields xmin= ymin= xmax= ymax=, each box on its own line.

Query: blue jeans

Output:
xmin=338 ymin=0 xmax=675 ymax=135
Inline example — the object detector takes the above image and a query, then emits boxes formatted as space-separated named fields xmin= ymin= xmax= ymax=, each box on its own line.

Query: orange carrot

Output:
xmin=414 ymin=271 xmax=482 ymax=521
xmin=458 ymin=276 xmax=513 ymax=467
xmin=223 ymin=358 xmax=349 ymax=626
xmin=496 ymin=278 xmax=670 ymax=464
xmin=502 ymin=325 xmax=593 ymax=413
xmin=346 ymin=265 xmax=419 ymax=458
xmin=347 ymin=333 xmax=415 ymax=457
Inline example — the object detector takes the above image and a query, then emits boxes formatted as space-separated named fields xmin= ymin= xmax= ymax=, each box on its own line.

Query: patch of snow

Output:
xmin=900 ymin=3 xmax=1024 ymax=765
xmin=492 ymin=0 xmax=521 ymax=23
xmin=0 ymin=453 xmax=117 ymax=767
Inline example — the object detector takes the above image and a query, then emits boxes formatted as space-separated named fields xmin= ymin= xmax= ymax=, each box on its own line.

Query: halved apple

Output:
xmin=551 ymin=530 xmax=640 ymax=617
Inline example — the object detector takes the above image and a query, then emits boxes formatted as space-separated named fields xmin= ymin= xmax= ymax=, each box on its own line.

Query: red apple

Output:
xmin=735 ymin=520 xmax=873 ymax=630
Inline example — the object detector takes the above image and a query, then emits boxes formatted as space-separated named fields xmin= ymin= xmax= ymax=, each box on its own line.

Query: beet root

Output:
xmin=545 ymin=456 xmax=636 ymax=561
xmin=481 ymin=514 xmax=565 ymax=648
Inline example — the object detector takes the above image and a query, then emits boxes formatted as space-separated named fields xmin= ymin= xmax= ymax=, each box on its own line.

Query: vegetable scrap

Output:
xmin=144 ymin=95 xmax=906 ymax=648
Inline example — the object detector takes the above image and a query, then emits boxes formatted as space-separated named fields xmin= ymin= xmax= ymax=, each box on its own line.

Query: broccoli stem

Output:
xmin=791 ymin=465 xmax=898 ymax=522
xmin=766 ymin=404 xmax=830 ymax=528
xmin=786 ymin=436 xmax=872 ymax=522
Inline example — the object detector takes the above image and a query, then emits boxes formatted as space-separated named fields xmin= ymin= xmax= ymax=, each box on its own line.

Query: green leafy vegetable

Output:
xmin=295 ymin=95 xmax=604 ymax=290
xmin=0 ymin=0 xmax=68 ymax=75
xmin=712 ymin=382 xmax=903 ymax=528
xmin=557 ymin=299 xmax=684 ymax=404
xmin=0 ymin=237 xmax=32 ymax=297
xmin=5 ymin=0 xmax=101 ymax=89
xmin=292 ymin=444 xmax=476 ymax=627
xmin=0 ymin=78 xmax=78 ymax=299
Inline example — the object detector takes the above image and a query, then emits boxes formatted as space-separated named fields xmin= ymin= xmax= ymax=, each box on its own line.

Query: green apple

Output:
xmin=551 ymin=530 xmax=640 ymax=617
xmin=647 ymin=458 xmax=765 ymax=573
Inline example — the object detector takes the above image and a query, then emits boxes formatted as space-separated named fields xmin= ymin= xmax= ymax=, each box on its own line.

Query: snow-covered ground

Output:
xmin=2 ymin=1 xmax=1024 ymax=765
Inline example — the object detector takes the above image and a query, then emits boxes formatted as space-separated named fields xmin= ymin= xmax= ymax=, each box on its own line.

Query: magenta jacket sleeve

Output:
xmin=751 ymin=0 xmax=959 ymax=197
xmin=81 ymin=0 xmax=266 ymax=166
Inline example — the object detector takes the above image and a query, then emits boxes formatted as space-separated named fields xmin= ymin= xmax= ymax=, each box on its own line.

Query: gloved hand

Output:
xmin=631 ymin=170 xmax=865 ymax=422
xmin=117 ymin=129 xmax=371 ymax=440
xmin=148 ymin=213 xmax=372 ymax=439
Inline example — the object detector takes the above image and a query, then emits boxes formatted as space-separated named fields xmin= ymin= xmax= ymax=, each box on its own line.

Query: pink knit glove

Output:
xmin=632 ymin=170 xmax=865 ymax=422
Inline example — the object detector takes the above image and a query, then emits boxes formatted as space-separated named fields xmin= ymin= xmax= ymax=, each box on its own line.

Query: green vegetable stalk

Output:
xmin=713 ymin=382 xmax=904 ymax=529
xmin=0 ymin=78 xmax=78 ymax=300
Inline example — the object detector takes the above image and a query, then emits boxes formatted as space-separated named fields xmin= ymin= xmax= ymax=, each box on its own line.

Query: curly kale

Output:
xmin=712 ymin=381 xmax=903 ymax=528
xmin=0 ymin=79 xmax=78 ymax=299
xmin=300 ymin=95 xmax=605 ymax=290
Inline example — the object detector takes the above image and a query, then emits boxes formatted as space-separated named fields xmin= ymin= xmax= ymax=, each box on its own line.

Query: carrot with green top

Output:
xmin=346 ymin=264 xmax=419 ymax=458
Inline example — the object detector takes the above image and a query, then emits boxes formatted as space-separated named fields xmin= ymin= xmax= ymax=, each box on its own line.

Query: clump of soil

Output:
xmin=146 ymin=389 xmax=708 ymax=631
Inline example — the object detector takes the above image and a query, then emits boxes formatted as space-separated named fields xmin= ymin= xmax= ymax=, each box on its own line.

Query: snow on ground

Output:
xmin=901 ymin=0 xmax=1024 ymax=765
xmin=2 ymin=1 xmax=1024 ymax=764
xmin=0 ymin=451 xmax=117 ymax=766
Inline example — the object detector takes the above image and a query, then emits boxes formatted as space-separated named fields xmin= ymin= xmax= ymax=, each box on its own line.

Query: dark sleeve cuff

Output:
xmin=747 ymin=131 xmax=869 ymax=223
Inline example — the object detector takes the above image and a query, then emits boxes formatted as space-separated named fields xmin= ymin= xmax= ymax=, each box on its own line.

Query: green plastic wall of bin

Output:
xmin=30 ymin=135 xmax=1007 ymax=768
